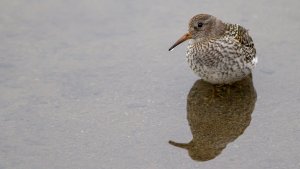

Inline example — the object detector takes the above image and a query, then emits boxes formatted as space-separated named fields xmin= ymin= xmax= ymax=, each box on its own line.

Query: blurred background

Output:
xmin=1 ymin=0 xmax=300 ymax=168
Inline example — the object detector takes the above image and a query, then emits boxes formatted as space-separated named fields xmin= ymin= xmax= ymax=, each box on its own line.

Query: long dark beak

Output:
xmin=168 ymin=32 xmax=192 ymax=51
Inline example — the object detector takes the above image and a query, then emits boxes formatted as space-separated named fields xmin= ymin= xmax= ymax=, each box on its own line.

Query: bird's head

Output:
xmin=169 ymin=14 xmax=226 ymax=51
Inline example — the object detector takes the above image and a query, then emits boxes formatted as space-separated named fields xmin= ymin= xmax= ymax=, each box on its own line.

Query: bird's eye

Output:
xmin=197 ymin=22 xmax=203 ymax=28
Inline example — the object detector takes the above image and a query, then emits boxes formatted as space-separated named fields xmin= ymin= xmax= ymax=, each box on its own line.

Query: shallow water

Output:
xmin=1 ymin=0 xmax=300 ymax=168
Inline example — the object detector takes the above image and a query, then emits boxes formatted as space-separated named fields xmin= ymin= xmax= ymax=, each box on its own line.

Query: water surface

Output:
xmin=1 ymin=0 xmax=300 ymax=168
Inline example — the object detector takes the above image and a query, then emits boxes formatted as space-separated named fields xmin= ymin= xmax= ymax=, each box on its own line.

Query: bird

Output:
xmin=169 ymin=14 xmax=257 ymax=84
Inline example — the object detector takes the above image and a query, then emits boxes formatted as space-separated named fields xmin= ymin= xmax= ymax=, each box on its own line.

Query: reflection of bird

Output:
xmin=169 ymin=14 xmax=257 ymax=84
xmin=169 ymin=74 xmax=256 ymax=161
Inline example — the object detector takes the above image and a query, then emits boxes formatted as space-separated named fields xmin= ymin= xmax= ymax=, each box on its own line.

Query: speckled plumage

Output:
xmin=170 ymin=14 xmax=257 ymax=84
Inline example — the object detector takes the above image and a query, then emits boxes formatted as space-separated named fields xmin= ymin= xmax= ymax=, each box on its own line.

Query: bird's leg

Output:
xmin=206 ymin=84 xmax=223 ymax=103
xmin=214 ymin=84 xmax=227 ymax=98
xmin=227 ymin=85 xmax=231 ymax=96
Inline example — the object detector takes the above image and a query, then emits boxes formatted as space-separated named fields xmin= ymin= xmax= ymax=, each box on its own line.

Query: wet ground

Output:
xmin=1 ymin=0 xmax=300 ymax=168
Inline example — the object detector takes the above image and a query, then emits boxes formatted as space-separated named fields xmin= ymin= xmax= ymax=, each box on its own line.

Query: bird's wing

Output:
xmin=235 ymin=25 xmax=257 ymax=64
xmin=234 ymin=25 xmax=255 ymax=48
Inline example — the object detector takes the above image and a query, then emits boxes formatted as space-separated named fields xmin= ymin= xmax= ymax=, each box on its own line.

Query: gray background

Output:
xmin=1 ymin=0 xmax=300 ymax=168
